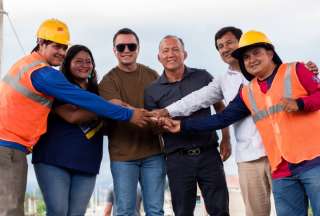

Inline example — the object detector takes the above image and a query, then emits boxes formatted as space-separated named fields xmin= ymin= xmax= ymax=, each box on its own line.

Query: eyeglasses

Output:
xmin=115 ymin=43 xmax=138 ymax=52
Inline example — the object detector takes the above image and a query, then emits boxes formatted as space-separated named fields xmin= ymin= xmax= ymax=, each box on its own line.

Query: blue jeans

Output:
xmin=272 ymin=165 xmax=320 ymax=216
xmin=34 ymin=163 xmax=96 ymax=216
xmin=111 ymin=154 xmax=165 ymax=216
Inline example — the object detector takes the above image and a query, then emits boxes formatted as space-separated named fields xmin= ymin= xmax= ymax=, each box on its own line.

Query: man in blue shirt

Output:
xmin=144 ymin=35 xmax=230 ymax=216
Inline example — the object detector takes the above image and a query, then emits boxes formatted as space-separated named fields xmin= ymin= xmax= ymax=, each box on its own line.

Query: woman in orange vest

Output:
xmin=0 ymin=19 xmax=151 ymax=216
xmin=162 ymin=31 xmax=320 ymax=216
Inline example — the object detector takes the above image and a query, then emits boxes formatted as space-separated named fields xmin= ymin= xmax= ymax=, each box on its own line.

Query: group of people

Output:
xmin=0 ymin=17 xmax=319 ymax=216
xmin=160 ymin=31 xmax=320 ymax=216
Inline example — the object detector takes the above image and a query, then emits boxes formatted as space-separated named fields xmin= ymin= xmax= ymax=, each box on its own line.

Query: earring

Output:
xmin=88 ymin=71 xmax=93 ymax=79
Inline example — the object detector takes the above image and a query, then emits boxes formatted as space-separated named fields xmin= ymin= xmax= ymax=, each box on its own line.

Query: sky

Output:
xmin=2 ymin=0 xmax=320 ymax=186
xmin=3 ymin=0 xmax=320 ymax=78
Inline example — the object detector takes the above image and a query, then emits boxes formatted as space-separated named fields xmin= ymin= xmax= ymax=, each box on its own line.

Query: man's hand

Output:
xmin=130 ymin=109 xmax=153 ymax=127
xmin=219 ymin=138 xmax=231 ymax=161
xmin=148 ymin=115 xmax=167 ymax=134
xmin=150 ymin=108 xmax=170 ymax=118
xmin=305 ymin=61 xmax=319 ymax=74
xmin=280 ymin=98 xmax=299 ymax=112
xmin=213 ymin=102 xmax=232 ymax=161
xmin=161 ymin=117 xmax=181 ymax=133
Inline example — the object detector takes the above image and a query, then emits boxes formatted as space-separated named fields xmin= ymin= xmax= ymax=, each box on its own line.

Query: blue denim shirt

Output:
xmin=144 ymin=66 xmax=218 ymax=153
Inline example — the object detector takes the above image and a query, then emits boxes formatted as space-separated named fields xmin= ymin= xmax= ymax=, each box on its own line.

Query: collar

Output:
xmin=227 ymin=67 xmax=241 ymax=75
xmin=159 ymin=65 xmax=193 ymax=84
xmin=257 ymin=64 xmax=280 ymax=83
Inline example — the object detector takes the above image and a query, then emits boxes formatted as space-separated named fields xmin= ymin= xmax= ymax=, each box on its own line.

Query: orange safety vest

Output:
xmin=0 ymin=52 xmax=54 ymax=148
xmin=241 ymin=62 xmax=320 ymax=172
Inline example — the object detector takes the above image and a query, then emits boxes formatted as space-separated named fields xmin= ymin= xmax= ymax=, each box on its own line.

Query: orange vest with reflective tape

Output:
xmin=241 ymin=62 xmax=320 ymax=172
xmin=0 ymin=52 xmax=54 ymax=148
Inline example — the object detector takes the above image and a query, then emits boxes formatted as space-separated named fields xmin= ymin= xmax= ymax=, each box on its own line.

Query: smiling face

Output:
xmin=216 ymin=31 xmax=239 ymax=66
xmin=70 ymin=50 xmax=93 ymax=81
xmin=158 ymin=37 xmax=187 ymax=72
xmin=243 ymin=46 xmax=274 ymax=79
xmin=38 ymin=42 xmax=67 ymax=66
xmin=113 ymin=34 xmax=139 ymax=67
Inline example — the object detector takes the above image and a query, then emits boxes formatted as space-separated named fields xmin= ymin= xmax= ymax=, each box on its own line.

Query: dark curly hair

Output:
xmin=60 ymin=45 xmax=99 ymax=94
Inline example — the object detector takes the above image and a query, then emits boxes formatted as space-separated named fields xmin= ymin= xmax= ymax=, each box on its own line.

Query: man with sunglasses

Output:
xmin=99 ymin=28 xmax=165 ymax=216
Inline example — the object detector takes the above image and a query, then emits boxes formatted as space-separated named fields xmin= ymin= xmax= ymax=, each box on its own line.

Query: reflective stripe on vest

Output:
xmin=2 ymin=60 xmax=52 ymax=108
xmin=248 ymin=63 xmax=294 ymax=123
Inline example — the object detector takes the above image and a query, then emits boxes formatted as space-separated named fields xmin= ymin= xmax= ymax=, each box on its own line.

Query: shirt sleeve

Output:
xmin=166 ymin=78 xmax=224 ymax=117
xmin=31 ymin=66 xmax=133 ymax=121
xmin=144 ymin=87 xmax=158 ymax=111
xmin=181 ymin=92 xmax=250 ymax=132
xmin=296 ymin=63 xmax=320 ymax=112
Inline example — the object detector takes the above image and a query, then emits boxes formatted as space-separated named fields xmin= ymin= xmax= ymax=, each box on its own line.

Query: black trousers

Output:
xmin=166 ymin=147 xmax=229 ymax=216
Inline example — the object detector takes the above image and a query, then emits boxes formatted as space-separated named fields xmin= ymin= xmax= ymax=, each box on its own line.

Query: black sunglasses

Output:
xmin=115 ymin=43 xmax=138 ymax=52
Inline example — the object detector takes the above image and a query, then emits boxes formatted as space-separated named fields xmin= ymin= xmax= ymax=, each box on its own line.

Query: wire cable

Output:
xmin=1 ymin=10 xmax=26 ymax=55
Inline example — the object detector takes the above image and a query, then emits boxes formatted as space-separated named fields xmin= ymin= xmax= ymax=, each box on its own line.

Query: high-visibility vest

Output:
xmin=241 ymin=62 xmax=320 ymax=172
xmin=0 ymin=52 xmax=54 ymax=148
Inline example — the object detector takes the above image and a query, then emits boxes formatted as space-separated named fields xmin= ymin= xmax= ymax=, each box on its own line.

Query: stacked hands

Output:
xmin=129 ymin=108 xmax=232 ymax=161
xmin=129 ymin=108 xmax=180 ymax=133
xmin=108 ymin=99 xmax=180 ymax=132
xmin=129 ymin=95 xmax=301 ymax=130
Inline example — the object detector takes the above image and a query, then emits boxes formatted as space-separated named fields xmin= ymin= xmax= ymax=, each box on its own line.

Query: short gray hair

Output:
xmin=159 ymin=35 xmax=185 ymax=50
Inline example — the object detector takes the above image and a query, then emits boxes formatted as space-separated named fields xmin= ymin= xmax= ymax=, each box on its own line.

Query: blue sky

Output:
xmin=3 ymin=0 xmax=320 ymax=186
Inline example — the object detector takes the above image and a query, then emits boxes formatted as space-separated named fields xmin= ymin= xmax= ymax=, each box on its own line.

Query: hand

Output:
xmin=130 ymin=109 xmax=153 ymax=127
xmin=150 ymin=109 xmax=170 ymax=118
xmin=280 ymin=98 xmax=299 ymax=113
xmin=162 ymin=117 xmax=181 ymax=133
xmin=147 ymin=116 xmax=167 ymax=134
xmin=219 ymin=138 xmax=231 ymax=161
xmin=305 ymin=61 xmax=319 ymax=74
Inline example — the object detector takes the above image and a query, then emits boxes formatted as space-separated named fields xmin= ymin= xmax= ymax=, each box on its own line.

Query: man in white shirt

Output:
xmin=152 ymin=27 xmax=272 ymax=216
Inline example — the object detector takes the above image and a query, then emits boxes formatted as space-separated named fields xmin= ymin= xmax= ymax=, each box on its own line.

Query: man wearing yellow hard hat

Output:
xmin=0 ymin=18 xmax=151 ymax=215
xmin=163 ymin=30 xmax=320 ymax=216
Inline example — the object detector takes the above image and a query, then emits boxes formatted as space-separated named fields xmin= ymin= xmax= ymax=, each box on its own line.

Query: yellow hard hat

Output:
xmin=232 ymin=30 xmax=273 ymax=59
xmin=36 ymin=18 xmax=70 ymax=45
xmin=239 ymin=30 xmax=272 ymax=48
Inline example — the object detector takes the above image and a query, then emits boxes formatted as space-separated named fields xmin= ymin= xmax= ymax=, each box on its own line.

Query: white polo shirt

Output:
xmin=166 ymin=68 xmax=266 ymax=163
